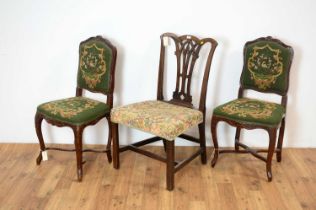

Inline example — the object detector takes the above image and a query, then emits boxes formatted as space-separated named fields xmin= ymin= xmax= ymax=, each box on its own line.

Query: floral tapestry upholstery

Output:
xmin=240 ymin=40 xmax=292 ymax=94
xmin=37 ymin=97 xmax=110 ymax=125
xmin=77 ymin=39 xmax=113 ymax=94
xmin=111 ymin=100 xmax=203 ymax=141
xmin=213 ymin=98 xmax=285 ymax=127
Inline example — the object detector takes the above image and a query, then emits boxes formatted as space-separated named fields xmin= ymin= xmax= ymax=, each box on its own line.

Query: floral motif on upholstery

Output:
xmin=221 ymin=98 xmax=276 ymax=119
xmin=41 ymin=97 xmax=100 ymax=119
xmin=247 ymin=44 xmax=283 ymax=90
xmin=111 ymin=100 xmax=203 ymax=141
xmin=79 ymin=44 xmax=106 ymax=88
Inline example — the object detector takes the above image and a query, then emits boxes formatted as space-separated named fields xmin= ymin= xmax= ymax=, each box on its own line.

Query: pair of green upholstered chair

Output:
xmin=35 ymin=36 xmax=117 ymax=181
xmin=210 ymin=37 xmax=294 ymax=182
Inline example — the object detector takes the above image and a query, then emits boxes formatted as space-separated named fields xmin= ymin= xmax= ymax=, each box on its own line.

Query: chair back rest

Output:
xmin=157 ymin=33 xmax=217 ymax=112
xmin=240 ymin=37 xmax=294 ymax=96
xmin=77 ymin=36 xmax=117 ymax=95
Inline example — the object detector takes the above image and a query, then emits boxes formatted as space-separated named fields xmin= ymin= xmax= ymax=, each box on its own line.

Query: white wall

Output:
xmin=0 ymin=0 xmax=315 ymax=147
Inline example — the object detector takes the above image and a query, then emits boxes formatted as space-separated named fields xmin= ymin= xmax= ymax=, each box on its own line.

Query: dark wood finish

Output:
xmin=112 ymin=33 xmax=217 ymax=190
xmin=119 ymin=136 xmax=162 ymax=152
xmin=211 ymin=36 xmax=294 ymax=181
xmin=35 ymin=36 xmax=117 ymax=181
xmin=178 ymin=134 xmax=200 ymax=143
xmin=112 ymin=122 xmax=119 ymax=169
xmin=276 ymin=117 xmax=285 ymax=162
xmin=266 ymin=128 xmax=277 ymax=181
xmin=105 ymin=116 xmax=113 ymax=163
xmin=166 ymin=140 xmax=175 ymax=191
xmin=198 ymin=123 xmax=207 ymax=164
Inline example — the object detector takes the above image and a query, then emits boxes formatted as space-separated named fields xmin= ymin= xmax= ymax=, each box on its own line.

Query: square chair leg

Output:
xmin=165 ymin=140 xmax=175 ymax=191
xmin=112 ymin=123 xmax=120 ymax=169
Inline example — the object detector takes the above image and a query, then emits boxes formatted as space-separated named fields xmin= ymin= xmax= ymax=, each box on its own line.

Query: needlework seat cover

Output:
xmin=213 ymin=98 xmax=285 ymax=127
xmin=111 ymin=100 xmax=203 ymax=140
xmin=37 ymin=97 xmax=110 ymax=125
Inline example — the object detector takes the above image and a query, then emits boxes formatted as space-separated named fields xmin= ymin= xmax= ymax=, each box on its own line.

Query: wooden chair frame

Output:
xmin=35 ymin=36 xmax=117 ymax=181
xmin=211 ymin=36 xmax=294 ymax=181
xmin=112 ymin=33 xmax=217 ymax=190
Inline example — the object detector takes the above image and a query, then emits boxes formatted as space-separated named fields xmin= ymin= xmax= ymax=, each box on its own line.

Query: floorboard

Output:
xmin=0 ymin=144 xmax=315 ymax=210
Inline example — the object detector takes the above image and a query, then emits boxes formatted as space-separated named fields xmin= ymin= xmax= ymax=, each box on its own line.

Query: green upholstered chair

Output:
xmin=211 ymin=36 xmax=294 ymax=181
xmin=35 ymin=36 xmax=117 ymax=181
xmin=111 ymin=33 xmax=217 ymax=190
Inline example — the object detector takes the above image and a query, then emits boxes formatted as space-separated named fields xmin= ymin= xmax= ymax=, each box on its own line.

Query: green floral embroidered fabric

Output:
xmin=37 ymin=97 xmax=110 ymax=125
xmin=241 ymin=40 xmax=292 ymax=94
xmin=213 ymin=98 xmax=285 ymax=127
xmin=111 ymin=100 xmax=203 ymax=141
xmin=77 ymin=40 xmax=113 ymax=94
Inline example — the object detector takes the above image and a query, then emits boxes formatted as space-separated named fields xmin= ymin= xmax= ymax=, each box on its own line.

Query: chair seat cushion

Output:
xmin=213 ymin=98 xmax=285 ymax=127
xmin=37 ymin=97 xmax=110 ymax=125
xmin=111 ymin=100 xmax=203 ymax=141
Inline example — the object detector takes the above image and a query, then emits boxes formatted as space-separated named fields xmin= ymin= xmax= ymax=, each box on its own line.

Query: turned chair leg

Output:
xmin=198 ymin=122 xmax=207 ymax=164
xmin=266 ymin=128 xmax=277 ymax=182
xmin=74 ymin=126 xmax=83 ymax=182
xmin=276 ymin=118 xmax=285 ymax=162
xmin=165 ymin=140 xmax=175 ymax=191
xmin=112 ymin=123 xmax=120 ymax=169
xmin=106 ymin=116 xmax=113 ymax=163
xmin=35 ymin=113 xmax=46 ymax=165
xmin=211 ymin=118 xmax=219 ymax=167
xmin=234 ymin=127 xmax=241 ymax=152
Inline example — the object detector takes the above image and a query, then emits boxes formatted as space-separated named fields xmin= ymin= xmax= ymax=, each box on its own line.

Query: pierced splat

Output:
xmin=171 ymin=36 xmax=202 ymax=107
xmin=157 ymin=33 xmax=217 ymax=110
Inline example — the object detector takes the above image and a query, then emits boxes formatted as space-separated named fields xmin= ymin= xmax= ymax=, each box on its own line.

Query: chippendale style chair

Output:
xmin=35 ymin=36 xmax=117 ymax=181
xmin=111 ymin=33 xmax=217 ymax=190
xmin=211 ymin=36 xmax=294 ymax=181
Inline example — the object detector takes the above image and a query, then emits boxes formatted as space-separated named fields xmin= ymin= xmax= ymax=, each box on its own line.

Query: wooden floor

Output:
xmin=0 ymin=144 xmax=316 ymax=210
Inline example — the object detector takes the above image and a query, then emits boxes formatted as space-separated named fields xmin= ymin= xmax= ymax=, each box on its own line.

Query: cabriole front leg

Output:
xmin=73 ymin=126 xmax=83 ymax=182
xmin=276 ymin=118 xmax=285 ymax=162
xmin=211 ymin=117 xmax=219 ymax=167
xmin=266 ymin=128 xmax=277 ymax=182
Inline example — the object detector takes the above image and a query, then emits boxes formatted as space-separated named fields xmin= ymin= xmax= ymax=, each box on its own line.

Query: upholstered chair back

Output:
xmin=77 ymin=36 xmax=116 ymax=94
xmin=240 ymin=37 xmax=294 ymax=95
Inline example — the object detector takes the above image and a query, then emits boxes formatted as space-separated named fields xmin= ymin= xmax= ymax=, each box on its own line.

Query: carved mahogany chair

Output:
xmin=111 ymin=33 xmax=217 ymax=190
xmin=35 ymin=36 xmax=117 ymax=181
xmin=211 ymin=36 xmax=294 ymax=181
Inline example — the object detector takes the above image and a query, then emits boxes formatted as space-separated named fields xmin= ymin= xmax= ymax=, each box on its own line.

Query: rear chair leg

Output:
xmin=35 ymin=113 xmax=45 ymax=165
xmin=198 ymin=122 xmax=207 ymax=164
xmin=234 ymin=127 xmax=241 ymax=152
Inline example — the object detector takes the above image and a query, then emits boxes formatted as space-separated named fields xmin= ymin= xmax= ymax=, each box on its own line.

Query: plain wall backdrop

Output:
xmin=0 ymin=0 xmax=315 ymax=147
